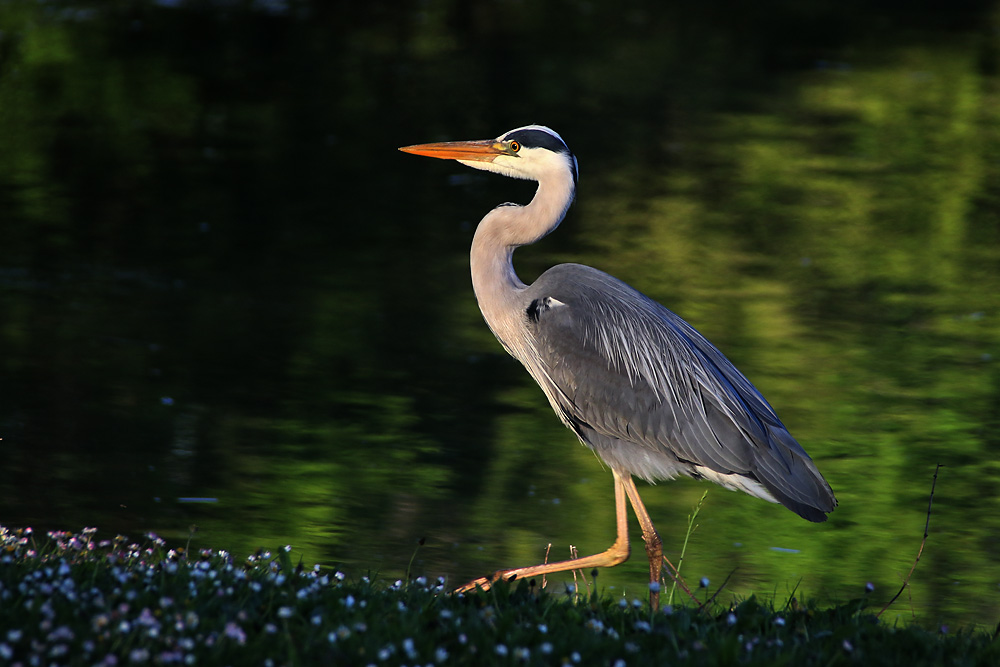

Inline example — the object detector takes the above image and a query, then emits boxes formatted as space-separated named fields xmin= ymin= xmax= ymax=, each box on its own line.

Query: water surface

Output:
xmin=2 ymin=0 xmax=999 ymax=626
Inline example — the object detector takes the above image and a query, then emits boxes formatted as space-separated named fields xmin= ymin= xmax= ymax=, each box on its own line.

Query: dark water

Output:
xmin=3 ymin=0 xmax=1000 ymax=627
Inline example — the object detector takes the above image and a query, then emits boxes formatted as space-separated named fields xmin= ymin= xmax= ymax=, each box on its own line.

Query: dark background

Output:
xmin=2 ymin=0 xmax=1000 ymax=626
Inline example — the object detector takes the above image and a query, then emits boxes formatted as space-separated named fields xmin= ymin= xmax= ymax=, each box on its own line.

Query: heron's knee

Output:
xmin=609 ymin=550 xmax=630 ymax=566
xmin=607 ymin=540 xmax=630 ymax=566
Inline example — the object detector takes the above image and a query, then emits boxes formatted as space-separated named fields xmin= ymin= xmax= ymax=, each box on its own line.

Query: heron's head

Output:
xmin=400 ymin=125 xmax=578 ymax=188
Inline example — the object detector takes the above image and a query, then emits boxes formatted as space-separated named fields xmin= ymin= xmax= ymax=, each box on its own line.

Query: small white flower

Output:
xmin=774 ymin=616 xmax=785 ymax=626
xmin=540 ymin=642 xmax=553 ymax=654
xmin=129 ymin=647 xmax=150 ymax=663
xmin=495 ymin=644 xmax=508 ymax=656
xmin=727 ymin=612 xmax=737 ymax=626
xmin=223 ymin=622 xmax=246 ymax=645
xmin=277 ymin=606 xmax=294 ymax=619
xmin=700 ymin=577 xmax=710 ymax=588
xmin=571 ymin=651 xmax=582 ymax=663
xmin=434 ymin=647 xmax=448 ymax=663
xmin=648 ymin=581 xmax=661 ymax=593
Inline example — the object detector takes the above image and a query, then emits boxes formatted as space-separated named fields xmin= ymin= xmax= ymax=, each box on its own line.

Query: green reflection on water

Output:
xmin=1 ymin=0 xmax=999 ymax=626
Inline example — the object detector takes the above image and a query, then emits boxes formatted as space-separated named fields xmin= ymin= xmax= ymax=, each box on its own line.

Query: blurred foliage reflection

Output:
xmin=1 ymin=0 xmax=999 ymax=626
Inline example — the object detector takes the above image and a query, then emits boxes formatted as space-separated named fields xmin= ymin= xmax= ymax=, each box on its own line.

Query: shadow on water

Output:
xmin=2 ymin=0 xmax=1000 ymax=626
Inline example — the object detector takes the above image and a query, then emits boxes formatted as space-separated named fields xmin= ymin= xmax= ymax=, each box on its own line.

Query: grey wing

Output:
xmin=524 ymin=264 xmax=836 ymax=522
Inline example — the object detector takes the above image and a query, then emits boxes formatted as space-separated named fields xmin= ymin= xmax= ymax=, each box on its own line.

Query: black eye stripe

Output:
xmin=503 ymin=129 xmax=569 ymax=154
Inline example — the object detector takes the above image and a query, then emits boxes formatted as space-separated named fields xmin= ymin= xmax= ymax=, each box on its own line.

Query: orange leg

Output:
xmin=455 ymin=469 xmax=632 ymax=594
xmin=619 ymin=473 xmax=664 ymax=610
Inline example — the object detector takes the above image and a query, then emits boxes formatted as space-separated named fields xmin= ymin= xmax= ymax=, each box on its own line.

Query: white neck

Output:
xmin=469 ymin=165 xmax=576 ymax=356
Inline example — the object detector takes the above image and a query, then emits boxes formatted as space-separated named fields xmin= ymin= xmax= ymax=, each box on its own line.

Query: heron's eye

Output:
xmin=509 ymin=141 xmax=521 ymax=153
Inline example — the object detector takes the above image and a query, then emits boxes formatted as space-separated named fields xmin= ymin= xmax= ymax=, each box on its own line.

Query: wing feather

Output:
xmin=521 ymin=264 xmax=836 ymax=520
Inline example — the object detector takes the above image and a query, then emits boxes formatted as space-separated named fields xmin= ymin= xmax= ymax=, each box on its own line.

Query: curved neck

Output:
xmin=470 ymin=168 xmax=576 ymax=345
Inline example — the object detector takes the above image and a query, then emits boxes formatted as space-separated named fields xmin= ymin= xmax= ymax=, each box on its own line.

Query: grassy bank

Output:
xmin=0 ymin=527 xmax=996 ymax=666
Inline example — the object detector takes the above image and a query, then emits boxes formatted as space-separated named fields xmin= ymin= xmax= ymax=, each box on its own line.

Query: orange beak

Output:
xmin=398 ymin=139 xmax=505 ymax=162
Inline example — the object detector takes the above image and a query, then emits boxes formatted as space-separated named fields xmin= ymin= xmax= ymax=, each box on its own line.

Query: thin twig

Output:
xmin=669 ymin=491 xmax=707 ymax=606
xmin=184 ymin=525 xmax=197 ymax=560
xmin=541 ymin=543 xmax=551 ymax=590
xmin=706 ymin=568 xmax=737 ymax=607
xmin=405 ymin=537 xmax=425 ymax=583
xmin=569 ymin=545 xmax=591 ymax=598
xmin=569 ymin=545 xmax=579 ymax=599
xmin=877 ymin=463 xmax=942 ymax=618
xmin=660 ymin=555 xmax=705 ymax=611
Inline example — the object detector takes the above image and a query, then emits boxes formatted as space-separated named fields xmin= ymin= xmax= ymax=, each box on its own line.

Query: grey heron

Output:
xmin=400 ymin=125 xmax=836 ymax=608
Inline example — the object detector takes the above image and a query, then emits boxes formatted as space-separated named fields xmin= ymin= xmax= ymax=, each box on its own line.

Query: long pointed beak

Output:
xmin=398 ymin=139 xmax=504 ymax=162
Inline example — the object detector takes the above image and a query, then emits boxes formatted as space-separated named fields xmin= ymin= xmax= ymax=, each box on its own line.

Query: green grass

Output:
xmin=0 ymin=527 xmax=997 ymax=666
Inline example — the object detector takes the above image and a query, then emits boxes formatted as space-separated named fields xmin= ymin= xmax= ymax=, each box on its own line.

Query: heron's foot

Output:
xmin=453 ymin=533 xmax=630 ymax=596
xmin=453 ymin=571 xmax=515 ymax=595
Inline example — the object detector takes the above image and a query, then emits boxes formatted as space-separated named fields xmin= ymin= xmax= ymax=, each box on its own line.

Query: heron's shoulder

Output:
xmin=530 ymin=263 xmax=642 ymax=302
